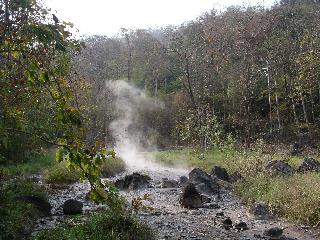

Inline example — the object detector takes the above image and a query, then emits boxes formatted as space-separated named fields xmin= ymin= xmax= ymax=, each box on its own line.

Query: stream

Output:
xmin=31 ymin=165 xmax=320 ymax=240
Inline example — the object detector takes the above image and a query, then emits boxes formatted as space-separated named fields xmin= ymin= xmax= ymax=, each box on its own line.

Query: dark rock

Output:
xmin=62 ymin=199 xmax=83 ymax=215
xmin=189 ymin=168 xmax=212 ymax=185
xmin=162 ymin=178 xmax=179 ymax=188
xmin=200 ymin=195 xmax=211 ymax=203
xmin=264 ymin=160 xmax=294 ymax=176
xmin=298 ymin=158 xmax=320 ymax=173
xmin=250 ymin=202 xmax=271 ymax=219
xmin=180 ymin=183 xmax=203 ymax=209
xmin=216 ymin=211 xmax=224 ymax=217
xmin=114 ymin=172 xmax=151 ymax=190
xmin=189 ymin=168 xmax=220 ymax=195
xmin=195 ymin=182 xmax=220 ymax=195
xmin=16 ymin=195 xmax=51 ymax=217
xmin=229 ymin=171 xmax=242 ymax=183
xmin=211 ymin=166 xmax=230 ymax=181
xmin=179 ymin=176 xmax=189 ymax=187
xmin=203 ymin=203 xmax=220 ymax=209
xmin=264 ymin=227 xmax=283 ymax=239
xmin=235 ymin=221 xmax=248 ymax=230
xmin=222 ymin=217 xmax=233 ymax=230
xmin=290 ymin=142 xmax=303 ymax=156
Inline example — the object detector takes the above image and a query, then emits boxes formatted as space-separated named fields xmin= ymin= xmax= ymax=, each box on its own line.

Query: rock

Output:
xmin=189 ymin=168 xmax=212 ymax=185
xmin=203 ymin=203 xmax=220 ymax=209
xmin=162 ymin=178 xmax=179 ymax=188
xmin=216 ymin=211 xmax=224 ymax=217
xmin=229 ymin=171 xmax=242 ymax=183
xmin=235 ymin=221 xmax=248 ymax=230
xmin=222 ymin=217 xmax=233 ymax=230
xmin=250 ymin=202 xmax=271 ymax=219
xmin=114 ymin=172 xmax=151 ymax=190
xmin=62 ymin=199 xmax=83 ymax=215
xmin=298 ymin=158 xmax=320 ymax=173
xmin=200 ymin=195 xmax=211 ymax=203
xmin=195 ymin=182 xmax=219 ymax=195
xmin=211 ymin=166 xmax=230 ymax=181
xmin=16 ymin=195 xmax=51 ymax=217
xmin=180 ymin=183 xmax=203 ymax=209
xmin=264 ymin=227 xmax=283 ymax=239
xmin=290 ymin=142 xmax=303 ymax=156
xmin=264 ymin=160 xmax=294 ymax=176
xmin=189 ymin=168 xmax=220 ymax=195
xmin=179 ymin=176 xmax=189 ymax=187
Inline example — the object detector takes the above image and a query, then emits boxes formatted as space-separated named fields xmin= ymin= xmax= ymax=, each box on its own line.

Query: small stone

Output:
xmin=222 ymin=217 xmax=233 ymax=230
xmin=216 ymin=211 xmax=224 ymax=217
xmin=235 ymin=221 xmax=248 ymax=230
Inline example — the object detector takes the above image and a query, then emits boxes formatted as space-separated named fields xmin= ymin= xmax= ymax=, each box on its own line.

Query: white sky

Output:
xmin=45 ymin=0 xmax=277 ymax=37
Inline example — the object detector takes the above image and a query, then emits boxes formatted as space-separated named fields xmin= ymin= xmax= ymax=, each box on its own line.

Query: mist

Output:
xmin=107 ymin=80 xmax=164 ymax=170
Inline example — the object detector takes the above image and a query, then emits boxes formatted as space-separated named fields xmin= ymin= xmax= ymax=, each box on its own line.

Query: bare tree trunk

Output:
xmin=274 ymin=78 xmax=281 ymax=129
xmin=291 ymin=97 xmax=299 ymax=124
xmin=299 ymin=86 xmax=309 ymax=124
xmin=309 ymin=89 xmax=315 ymax=124
xmin=266 ymin=62 xmax=273 ymax=130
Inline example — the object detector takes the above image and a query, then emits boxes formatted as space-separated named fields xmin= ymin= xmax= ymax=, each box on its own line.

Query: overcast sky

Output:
xmin=45 ymin=0 xmax=278 ymax=37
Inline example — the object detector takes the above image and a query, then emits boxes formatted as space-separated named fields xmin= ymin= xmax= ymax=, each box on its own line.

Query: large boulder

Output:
xmin=298 ymin=158 xmax=320 ymax=173
xmin=62 ymin=199 xmax=83 ymax=215
xmin=161 ymin=178 xmax=179 ymax=188
xmin=179 ymin=183 xmax=202 ymax=209
xmin=189 ymin=168 xmax=212 ymax=185
xmin=114 ymin=172 xmax=151 ymax=190
xmin=16 ymin=195 xmax=51 ymax=217
xmin=264 ymin=160 xmax=294 ymax=176
xmin=195 ymin=182 xmax=219 ymax=195
xmin=189 ymin=168 xmax=220 ymax=195
xmin=211 ymin=166 xmax=230 ymax=181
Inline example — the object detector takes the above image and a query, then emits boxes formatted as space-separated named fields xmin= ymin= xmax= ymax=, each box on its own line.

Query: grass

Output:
xmin=150 ymin=147 xmax=320 ymax=225
xmin=234 ymin=172 xmax=320 ymax=225
xmin=0 ymin=180 xmax=49 ymax=240
xmin=0 ymin=151 xmax=56 ymax=177
xmin=100 ymin=156 xmax=126 ymax=178
xmin=43 ymin=161 xmax=81 ymax=184
xmin=33 ymin=211 xmax=155 ymax=240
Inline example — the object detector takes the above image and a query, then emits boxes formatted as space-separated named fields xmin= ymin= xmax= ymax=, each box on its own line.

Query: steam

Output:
xmin=107 ymin=80 xmax=162 ymax=170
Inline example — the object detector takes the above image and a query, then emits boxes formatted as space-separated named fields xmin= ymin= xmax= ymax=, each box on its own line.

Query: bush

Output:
xmin=0 ymin=181 xmax=48 ymax=240
xmin=34 ymin=211 xmax=155 ymax=240
xmin=0 ymin=152 xmax=56 ymax=176
xmin=43 ymin=162 xmax=80 ymax=184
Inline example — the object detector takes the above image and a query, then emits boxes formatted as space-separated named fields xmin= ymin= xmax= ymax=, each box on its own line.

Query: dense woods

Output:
xmin=74 ymin=0 xmax=320 ymax=152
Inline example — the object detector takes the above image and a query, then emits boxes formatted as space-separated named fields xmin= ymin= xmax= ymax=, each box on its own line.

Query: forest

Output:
xmin=1 ymin=0 xmax=320 ymax=239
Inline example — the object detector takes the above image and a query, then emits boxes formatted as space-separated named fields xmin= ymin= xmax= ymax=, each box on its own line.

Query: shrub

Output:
xmin=34 ymin=211 xmax=155 ymax=240
xmin=234 ymin=172 xmax=320 ymax=225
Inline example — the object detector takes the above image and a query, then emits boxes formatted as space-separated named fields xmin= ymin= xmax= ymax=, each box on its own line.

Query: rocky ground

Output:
xmin=31 ymin=164 xmax=320 ymax=240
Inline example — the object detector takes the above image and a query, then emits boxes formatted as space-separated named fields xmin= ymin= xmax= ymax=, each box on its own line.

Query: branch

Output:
xmin=4 ymin=127 xmax=68 ymax=148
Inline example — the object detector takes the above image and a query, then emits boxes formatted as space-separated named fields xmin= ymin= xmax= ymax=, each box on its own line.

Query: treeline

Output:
xmin=74 ymin=0 xmax=320 ymax=149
